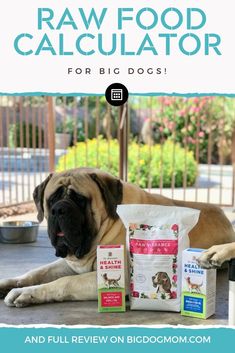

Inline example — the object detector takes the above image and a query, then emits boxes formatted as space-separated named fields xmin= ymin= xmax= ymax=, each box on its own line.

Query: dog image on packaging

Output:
xmin=97 ymin=245 xmax=125 ymax=312
xmin=181 ymin=248 xmax=216 ymax=319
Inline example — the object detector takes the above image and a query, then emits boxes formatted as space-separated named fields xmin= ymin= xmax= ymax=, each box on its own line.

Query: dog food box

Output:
xmin=181 ymin=248 xmax=216 ymax=319
xmin=97 ymin=245 xmax=126 ymax=312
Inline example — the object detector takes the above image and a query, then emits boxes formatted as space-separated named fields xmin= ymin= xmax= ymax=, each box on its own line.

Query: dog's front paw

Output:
xmin=198 ymin=244 xmax=235 ymax=269
xmin=0 ymin=279 xmax=19 ymax=299
xmin=4 ymin=287 xmax=40 ymax=308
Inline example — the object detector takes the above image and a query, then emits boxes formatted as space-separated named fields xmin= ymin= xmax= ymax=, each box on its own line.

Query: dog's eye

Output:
xmin=47 ymin=187 xmax=64 ymax=208
xmin=69 ymin=190 xmax=87 ymax=209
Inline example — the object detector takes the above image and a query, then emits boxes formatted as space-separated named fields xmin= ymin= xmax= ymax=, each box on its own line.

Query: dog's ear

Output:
xmin=165 ymin=273 xmax=171 ymax=286
xmin=90 ymin=173 xmax=123 ymax=219
xmin=33 ymin=173 xmax=53 ymax=222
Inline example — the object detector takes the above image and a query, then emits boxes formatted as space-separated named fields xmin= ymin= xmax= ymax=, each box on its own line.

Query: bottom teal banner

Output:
xmin=0 ymin=326 xmax=234 ymax=353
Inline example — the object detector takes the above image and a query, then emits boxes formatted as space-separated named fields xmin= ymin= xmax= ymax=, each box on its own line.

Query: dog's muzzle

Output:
xmin=49 ymin=199 xmax=87 ymax=259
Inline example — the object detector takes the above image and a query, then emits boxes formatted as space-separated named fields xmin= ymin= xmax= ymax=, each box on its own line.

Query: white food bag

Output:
xmin=117 ymin=204 xmax=200 ymax=312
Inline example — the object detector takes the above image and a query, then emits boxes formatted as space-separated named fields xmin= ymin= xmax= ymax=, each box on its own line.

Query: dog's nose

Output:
xmin=51 ymin=203 xmax=66 ymax=217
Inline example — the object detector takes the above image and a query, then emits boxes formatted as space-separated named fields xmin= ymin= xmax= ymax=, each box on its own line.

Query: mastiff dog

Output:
xmin=0 ymin=168 xmax=234 ymax=307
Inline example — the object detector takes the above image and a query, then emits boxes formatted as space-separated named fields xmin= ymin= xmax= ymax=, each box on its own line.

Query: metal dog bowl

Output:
xmin=0 ymin=221 xmax=39 ymax=244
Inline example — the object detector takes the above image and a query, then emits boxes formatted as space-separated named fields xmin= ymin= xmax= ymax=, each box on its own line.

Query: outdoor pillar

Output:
xmin=118 ymin=103 xmax=128 ymax=182
xmin=47 ymin=97 xmax=55 ymax=173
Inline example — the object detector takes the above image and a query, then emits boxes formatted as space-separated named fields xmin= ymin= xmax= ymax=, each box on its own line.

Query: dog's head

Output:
xmin=152 ymin=272 xmax=171 ymax=289
xmin=102 ymin=273 xmax=108 ymax=280
xmin=33 ymin=168 xmax=123 ymax=260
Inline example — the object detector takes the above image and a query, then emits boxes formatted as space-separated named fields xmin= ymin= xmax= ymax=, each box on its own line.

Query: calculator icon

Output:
xmin=111 ymin=89 xmax=123 ymax=101
xmin=105 ymin=83 xmax=129 ymax=106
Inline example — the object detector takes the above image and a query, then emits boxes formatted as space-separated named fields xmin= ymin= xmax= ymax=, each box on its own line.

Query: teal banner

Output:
xmin=0 ymin=327 xmax=234 ymax=353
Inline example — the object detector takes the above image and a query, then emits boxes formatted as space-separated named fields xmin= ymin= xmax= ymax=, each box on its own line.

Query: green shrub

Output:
xmin=56 ymin=137 xmax=198 ymax=188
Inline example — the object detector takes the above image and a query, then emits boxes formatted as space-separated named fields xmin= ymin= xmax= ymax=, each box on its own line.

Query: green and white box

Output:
xmin=181 ymin=248 xmax=216 ymax=319
xmin=97 ymin=245 xmax=126 ymax=313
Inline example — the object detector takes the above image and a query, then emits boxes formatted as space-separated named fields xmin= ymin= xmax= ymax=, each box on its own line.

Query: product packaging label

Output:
xmin=97 ymin=245 xmax=126 ymax=312
xmin=181 ymin=248 xmax=216 ymax=319
xmin=129 ymin=223 xmax=179 ymax=302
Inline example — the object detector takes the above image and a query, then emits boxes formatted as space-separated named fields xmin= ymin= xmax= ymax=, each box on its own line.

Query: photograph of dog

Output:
xmin=0 ymin=167 xmax=234 ymax=307
xmin=102 ymin=273 xmax=121 ymax=289
xmin=152 ymin=272 xmax=172 ymax=295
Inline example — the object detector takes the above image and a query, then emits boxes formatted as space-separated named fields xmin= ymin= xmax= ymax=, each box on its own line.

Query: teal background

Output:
xmin=0 ymin=327 xmax=234 ymax=353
